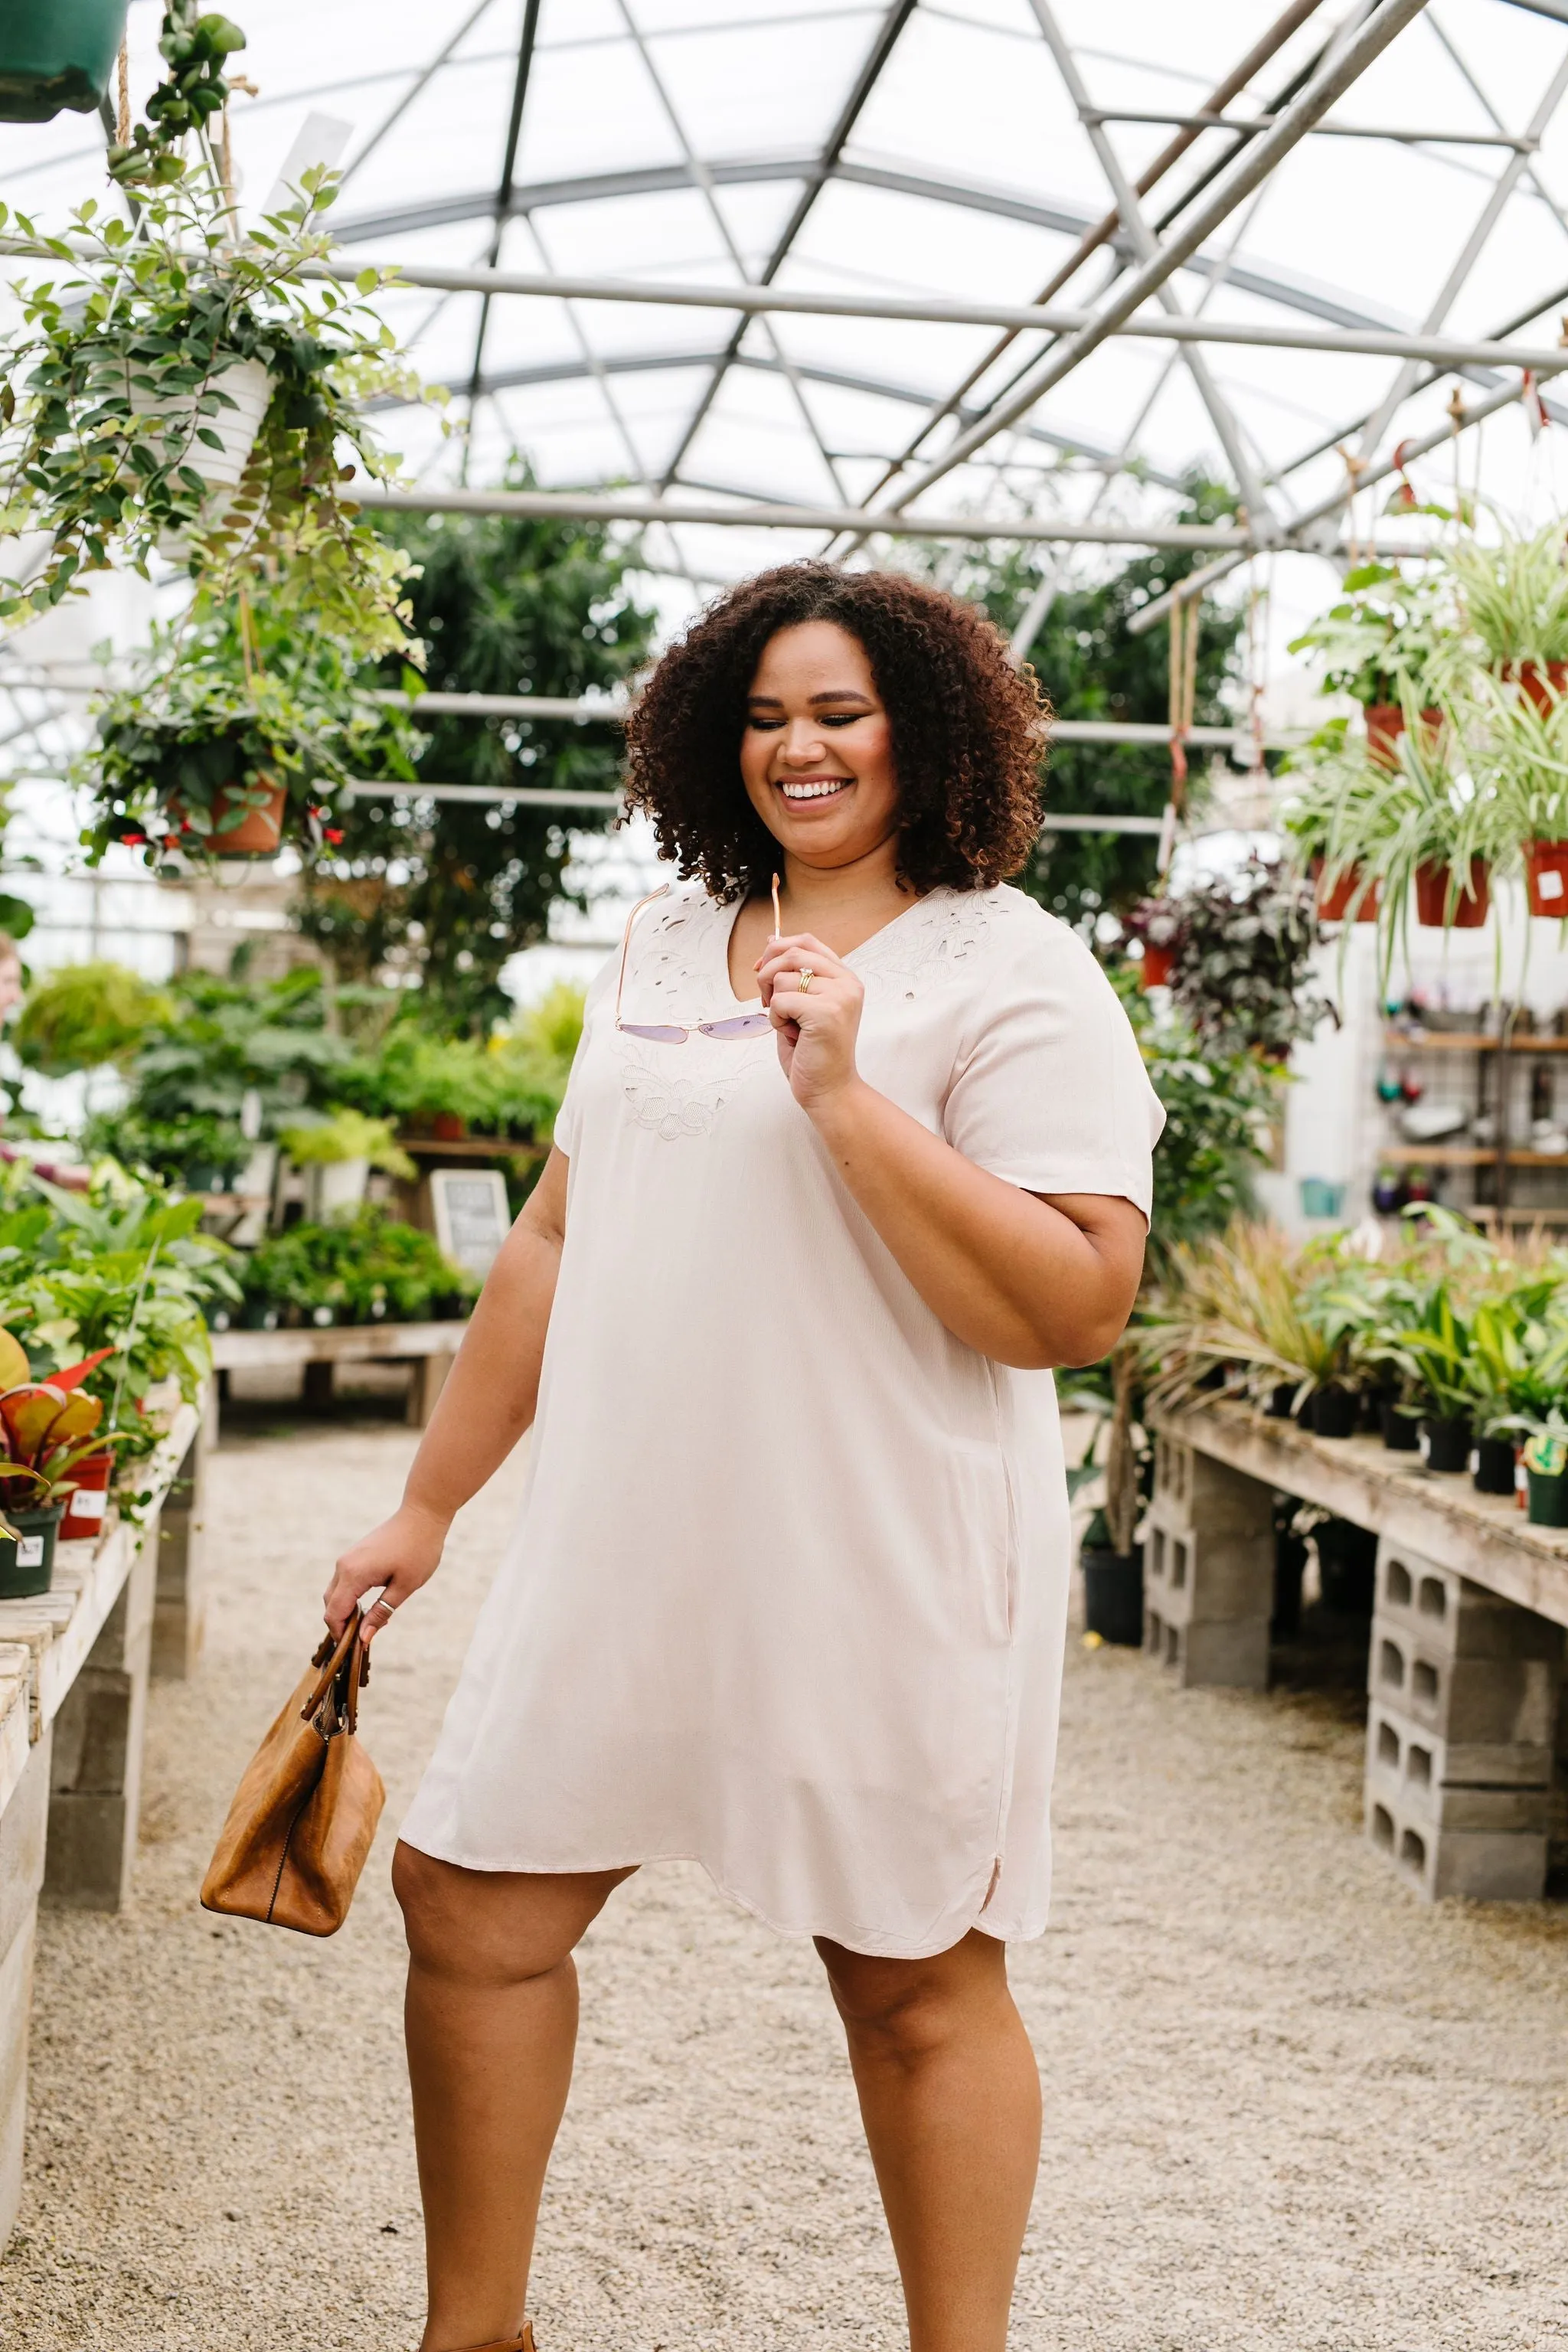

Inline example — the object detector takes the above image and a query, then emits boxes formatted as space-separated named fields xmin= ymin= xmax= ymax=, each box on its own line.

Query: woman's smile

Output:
xmin=778 ymin=774 xmax=854 ymax=802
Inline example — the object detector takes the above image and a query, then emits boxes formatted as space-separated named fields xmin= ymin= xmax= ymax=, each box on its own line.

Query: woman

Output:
xmin=326 ymin=564 xmax=1163 ymax=2352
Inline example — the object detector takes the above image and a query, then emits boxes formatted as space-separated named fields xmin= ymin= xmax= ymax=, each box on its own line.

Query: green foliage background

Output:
xmin=297 ymin=483 xmax=657 ymax=1029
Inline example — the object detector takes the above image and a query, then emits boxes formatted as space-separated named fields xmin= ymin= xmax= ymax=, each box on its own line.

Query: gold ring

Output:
xmin=798 ymin=968 xmax=815 ymax=992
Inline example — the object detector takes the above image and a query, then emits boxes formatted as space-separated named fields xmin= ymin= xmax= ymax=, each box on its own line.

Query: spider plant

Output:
xmin=1138 ymin=1220 xmax=1345 ymax=1416
xmin=1439 ymin=521 xmax=1568 ymax=677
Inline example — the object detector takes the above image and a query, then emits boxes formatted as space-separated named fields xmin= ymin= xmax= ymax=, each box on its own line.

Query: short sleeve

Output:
xmin=942 ymin=906 xmax=1165 ymax=1220
xmin=547 ymin=951 xmax=617 ymax=1158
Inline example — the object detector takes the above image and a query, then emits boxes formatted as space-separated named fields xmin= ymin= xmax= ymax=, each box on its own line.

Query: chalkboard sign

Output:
xmin=429 ymin=1168 xmax=511 ymax=1282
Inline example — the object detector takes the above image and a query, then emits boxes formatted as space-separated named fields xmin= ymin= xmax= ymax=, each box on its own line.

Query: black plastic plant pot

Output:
xmin=1527 ymin=1468 xmax=1568 ymax=1527
xmin=1358 ymin=1384 xmax=1390 ymax=1434
xmin=1380 ymin=1400 xmax=1420 ymax=1451
xmin=240 ymin=1299 xmax=279 ymax=1331
xmin=1473 ymin=1436 xmax=1517 ymax=1497
xmin=0 ymin=0 xmax=129 ymax=122
xmin=1266 ymin=1382 xmax=1297 ymax=1419
xmin=1421 ymin=1414 xmax=1472 ymax=1473
xmin=1315 ymin=1517 xmax=1378 ymax=1615
xmin=1311 ymin=1383 xmax=1357 ymax=1439
xmin=0 ymin=1501 xmax=66 ymax=1599
xmin=432 ymin=1292 xmax=465 ymax=1321
xmin=1081 ymin=1545 xmax=1143 ymax=1645
xmin=1272 ymin=1529 xmax=1308 ymax=1638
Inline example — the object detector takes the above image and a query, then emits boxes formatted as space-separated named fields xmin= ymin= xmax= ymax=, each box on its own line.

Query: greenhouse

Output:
xmin=2 ymin=2 xmax=1568 ymax=2347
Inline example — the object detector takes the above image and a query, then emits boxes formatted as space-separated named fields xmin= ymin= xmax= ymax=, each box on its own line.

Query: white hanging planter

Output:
xmin=306 ymin=1157 xmax=370 ymax=1222
xmin=128 ymin=354 xmax=273 ymax=554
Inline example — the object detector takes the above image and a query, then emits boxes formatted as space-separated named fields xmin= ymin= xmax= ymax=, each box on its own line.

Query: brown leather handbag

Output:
xmin=201 ymin=1612 xmax=385 ymax=1936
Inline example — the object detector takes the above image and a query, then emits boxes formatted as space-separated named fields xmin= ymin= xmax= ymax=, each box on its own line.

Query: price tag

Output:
xmin=16 ymin=1536 xmax=43 ymax=1569
xmin=67 ymin=1488 xmax=107 ymax=1523
xmin=1524 ymin=1433 xmax=1566 ymax=1477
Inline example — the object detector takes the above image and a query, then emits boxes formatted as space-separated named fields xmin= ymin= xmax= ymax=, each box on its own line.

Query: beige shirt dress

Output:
xmin=400 ymin=881 xmax=1164 ymax=1958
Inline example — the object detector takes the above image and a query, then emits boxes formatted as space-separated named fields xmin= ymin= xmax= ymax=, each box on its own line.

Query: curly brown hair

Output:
xmin=623 ymin=564 xmax=1049 ymax=900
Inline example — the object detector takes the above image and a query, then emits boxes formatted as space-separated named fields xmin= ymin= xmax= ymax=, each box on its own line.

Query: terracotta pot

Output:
xmin=1139 ymin=943 xmax=1175 ymax=988
xmin=1364 ymin=704 xmax=1442 ymax=768
xmin=1313 ymin=859 xmax=1380 ymax=923
xmin=431 ymin=1112 xmax=468 ymax=1142
xmin=1524 ymin=838 xmax=1568 ymax=917
xmin=166 ymin=775 xmax=287 ymax=859
xmin=58 ymin=1449 xmax=113 ymax=1543
xmin=1513 ymin=660 xmax=1568 ymax=714
xmin=1414 ymin=858 xmax=1490 ymax=929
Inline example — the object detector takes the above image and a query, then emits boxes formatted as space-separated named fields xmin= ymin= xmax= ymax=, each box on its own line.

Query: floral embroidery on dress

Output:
xmin=855 ymin=887 xmax=1003 ymax=1004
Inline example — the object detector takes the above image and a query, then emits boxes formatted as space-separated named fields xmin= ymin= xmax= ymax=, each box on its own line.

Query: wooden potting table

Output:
xmin=208 ymin=1317 xmax=469 ymax=1436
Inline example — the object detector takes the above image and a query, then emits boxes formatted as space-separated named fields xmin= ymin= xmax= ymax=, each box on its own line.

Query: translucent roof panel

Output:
xmin=4 ymin=0 xmax=1568 ymax=669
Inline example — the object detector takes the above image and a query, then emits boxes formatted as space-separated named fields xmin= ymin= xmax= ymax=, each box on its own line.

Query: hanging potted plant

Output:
xmin=1280 ymin=727 xmax=1386 ymax=924
xmin=1152 ymin=858 xmax=1328 ymax=1067
xmin=0 ymin=0 xmax=130 ymax=123
xmin=0 ymin=5 xmax=424 ymax=655
xmin=1439 ymin=522 xmax=1568 ymax=711
xmin=1120 ymin=898 xmax=1185 ymax=988
xmin=77 ymin=593 xmax=420 ymax=865
xmin=1287 ymin=560 xmax=1443 ymax=765
xmin=1460 ymin=667 xmax=1568 ymax=917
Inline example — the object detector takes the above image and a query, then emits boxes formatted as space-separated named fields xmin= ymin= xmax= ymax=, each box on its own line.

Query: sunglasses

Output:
xmin=616 ymin=876 xmax=782 ymax=1044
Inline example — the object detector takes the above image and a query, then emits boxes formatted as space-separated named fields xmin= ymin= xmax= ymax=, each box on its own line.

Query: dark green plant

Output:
xmin=1113 ymin=966 xmax=1277 ymax=1277
xmin=296 ymin=479 xmax=656 ymax=1028
xmin=80 ymin=1105 xmax=250 ymax=1191
xmin=1152 ymin=856 xmax=1328 ymax=1063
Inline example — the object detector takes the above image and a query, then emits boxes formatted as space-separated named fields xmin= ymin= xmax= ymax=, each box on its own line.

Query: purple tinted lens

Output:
xmin=699 ymin=1014 xmax=771 ymax=1038
xmin=619 ymin=1022 xmax=688 ymax=1042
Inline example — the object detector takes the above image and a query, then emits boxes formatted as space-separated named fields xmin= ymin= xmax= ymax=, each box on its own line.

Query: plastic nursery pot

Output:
xmin=1314 ymin=1518 xmax=1377 ymax=1615
xmin=431 ymin=1112 xmax=469 ymax=1142
xmin=1414 ymin=859 xmax=1491 ymax=929
xmin=1420 ymin=1414 xmax=1472 ymax=1473
xmin=166 ymin=776 xmax=288 ymax=860
xmin=1514 ymin=660 xmax=1568 ymax=714
xmin=0 ymin=1501 xmax=66 ymax=1599
xmin=0 ymin=0 xmax=129 ymax=122
xmin=1265 ymin=1381 xmax=1298 ymax=1420
xmin=1139 ymin=944 xmax=1176 ymax=989
xmin=1080 ymin=1544 xmax=1144 ymax=1645
xmin=1380 ymin=1400 xmax=1421 ymax=1452
xmin=1364 ymin=704 xmax=1443 ymax=766
xmin=1272 ymin=1528 xmax=1308 ymax=1639
xmin=1524 ymin=838 xmax=1568 ymax=918
xmin=1473 ymin=1436 xmax=1518 ymax=1498
xmin=1312 ymin=860 xmax=1380 ymax=923
xmin=1311 ymin=1383 xmax=1357 ymax=1439
xmin=1527 ymin=1468 xmax=1568 ymax=1527
xmin=58 ymin=1450 xmax=114 ymax=1543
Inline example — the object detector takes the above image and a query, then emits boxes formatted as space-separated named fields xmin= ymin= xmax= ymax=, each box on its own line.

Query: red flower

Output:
xmin=122 ymin=831 xmax=145 ymax=845
xmin=324 ymin=828 xmax=345 ymax=844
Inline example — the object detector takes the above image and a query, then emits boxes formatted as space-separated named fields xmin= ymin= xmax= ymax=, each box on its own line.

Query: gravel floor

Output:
xmin=4 ymin=1410 xmax=1568 ymax=2351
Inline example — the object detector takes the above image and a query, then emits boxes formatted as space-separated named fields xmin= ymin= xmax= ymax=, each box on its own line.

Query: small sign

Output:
xmin=17 ymin=1536 xmax=44 ymax=1568
xmin=429 ymin=1168 xmax=511 ymax=1283
xmin=67 ymin=1488 xmax=106 ymax=1523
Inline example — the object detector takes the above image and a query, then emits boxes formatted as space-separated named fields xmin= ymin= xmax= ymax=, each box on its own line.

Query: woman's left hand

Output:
xmin=756 ymin=931 xmax=864 ymax=1114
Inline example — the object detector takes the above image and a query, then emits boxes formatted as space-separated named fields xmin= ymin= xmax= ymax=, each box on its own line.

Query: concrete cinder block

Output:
xmin=1366 ymin=1707 xmax=1550 ymax=1834
xmin=44 ymin=1522 xmax=156 ymax=1912
xmin=1366 ymin=1694 xmax=1553 ymax=1793
xmin=1146 ymin=1510 xmax=1276 ymax=1624
xmin=1365 ymin=1785 xmax=1549 ymax=1900
xmin=1145 ymin=1602 xmax=1270 ymax=1690
xmin=153 ymin=1422 xmax=209 ymax=1679
xmin=1151 ymin=1435 xmax=1274 ymax=1537
xmin=1370 ymin=1624 xmax=1560 ymax=1749
xmin=1374 ymin=1542 xmax=1566 ymax=1666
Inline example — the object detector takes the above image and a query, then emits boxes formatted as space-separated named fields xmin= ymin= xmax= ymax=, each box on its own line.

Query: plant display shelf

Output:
xmin=208 ymin=1317 xmax=469 ymax=1436
xmin=1378 ymin=1028 xmax=1568 ymax=1213
xmin=396 ymin=1135 xmax=548 ymax=1163
xmin=0 ymin=1398 xmax=207 ymax=2249
xmin=1145 ymin=1402 xmax=1568 ymax=1903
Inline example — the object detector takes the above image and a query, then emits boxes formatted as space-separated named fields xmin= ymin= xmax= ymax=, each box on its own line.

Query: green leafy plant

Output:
xmin=277 ymin=1109 xmax=413 ymax=1178
xmin=0 ymin=11 xmax=425 ymax=645
xmin=1286 ymin=559 xmax=1445 ymax=708
xmin=77 ymin=593 xmax=420 ymax=864
xmin=15 ymin=960 xmax=175 ymax=1073
xmin=1129 ymin=857 xmax=1327 ymax=1064
xmin=243 ymin=1204 xmax=472 ymax=1325
xmin=1441 ymin=522 xmax=1568 ymax=674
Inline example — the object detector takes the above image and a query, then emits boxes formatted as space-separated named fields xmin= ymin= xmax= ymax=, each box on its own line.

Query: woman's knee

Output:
xmin=394 ymin=1841 xmax=625 ymax=1985
xmin=816 ymin=1929 xmax=1009 ymax=2060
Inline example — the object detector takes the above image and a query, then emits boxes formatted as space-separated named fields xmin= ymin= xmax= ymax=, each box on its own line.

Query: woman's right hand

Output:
xmin=323 ymin=1498 xmax=452 ymax=1644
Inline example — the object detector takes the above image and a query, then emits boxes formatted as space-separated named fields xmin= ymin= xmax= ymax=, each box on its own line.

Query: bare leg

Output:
xmin=815 ymin=1928 xmax=1041 ymax=2352
xmin=394 ymin=1841 xmax=635 ymax=2351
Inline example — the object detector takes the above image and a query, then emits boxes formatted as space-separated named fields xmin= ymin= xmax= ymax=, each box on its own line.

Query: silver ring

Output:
xmin=371 ymin=1596 xmax=397 ymax=1618
xmin=797 ymin=968 xmax=815 ymax=993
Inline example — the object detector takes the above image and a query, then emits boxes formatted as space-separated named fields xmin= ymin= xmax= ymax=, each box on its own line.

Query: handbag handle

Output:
xmin=303 ymin=1611 xmax=371 ymax=1737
